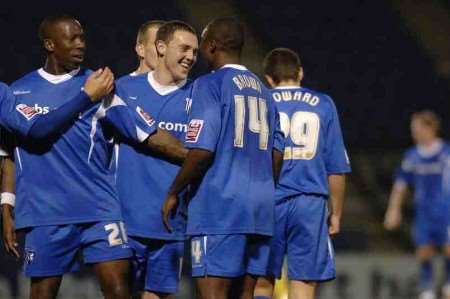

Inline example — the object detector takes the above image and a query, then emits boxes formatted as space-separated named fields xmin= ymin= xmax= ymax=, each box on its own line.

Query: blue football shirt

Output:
xmin=396 ymin=141 xmax=450 ymax=221
xmin=116 ymin=72 xmax=192 ymax=240
xmin=270 ymin=86 xmax=351 ymax=202
xmin=3 ymin=68 xmax=156 ymax=229
xmin=184 ymin=64 xmax=284 ymax=236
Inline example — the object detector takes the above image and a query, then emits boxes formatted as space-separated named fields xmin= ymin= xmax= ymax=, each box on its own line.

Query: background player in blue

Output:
xmin=116 ymin=21 xmax=198 ymax=299
xmin=384 ymin=111 xmax=450 ymax=299
xmin=254 ymin=48 xmax=351 ymax=299
xmin=131 ymin=20 xmax=165 ymax=76
xmin=0 ymin=15 xmax=186 ymax=299
xmin=162 ymin=17 xmax=284 ymax=299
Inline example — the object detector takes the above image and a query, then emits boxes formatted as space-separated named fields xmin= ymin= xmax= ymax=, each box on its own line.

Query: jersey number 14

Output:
xmin=233 ymin=95 xmax=269 ymax=150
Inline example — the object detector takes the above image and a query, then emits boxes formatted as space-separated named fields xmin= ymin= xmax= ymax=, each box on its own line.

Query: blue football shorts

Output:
xmin=23 ymin=221 xmax=132 ymax=277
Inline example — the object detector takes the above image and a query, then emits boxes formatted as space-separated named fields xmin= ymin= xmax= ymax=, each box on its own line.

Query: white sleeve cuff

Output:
xmin=1 ymin=192 xmax=15 ymax=207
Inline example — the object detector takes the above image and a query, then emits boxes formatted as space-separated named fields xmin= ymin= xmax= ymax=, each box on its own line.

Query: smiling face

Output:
xmin=156 ymin=30 xmax=198 ymax=82
xmin=45 ymin=19 xmax=86 ymax=71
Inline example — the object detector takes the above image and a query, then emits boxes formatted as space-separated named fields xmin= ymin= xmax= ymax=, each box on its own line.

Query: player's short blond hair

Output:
xmin=136 ymin=20 xmax=165 ymax=44
xmin=412 ymin=110 xmax=441 ymax=132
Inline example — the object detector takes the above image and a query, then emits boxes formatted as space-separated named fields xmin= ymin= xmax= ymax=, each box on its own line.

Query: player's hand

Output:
xmin=384 ymin=208 xmax=402 ymax=230
xmin=83 ymin=67 xmax=114 ymax=102
xmin=2 ymin=204 xmax=19 ymax=258
xmin=162 ymin=194 xmax=179 ymax=233
xmin=328 ymin=214 xmax=341 ymax=236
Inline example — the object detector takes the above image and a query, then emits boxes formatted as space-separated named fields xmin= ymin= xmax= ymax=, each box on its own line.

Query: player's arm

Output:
xmin=162 ymin=148 xmax=214 ymax=231
xmin=384 ymin=180 xmax=408 ymax=230
xmin=144 ymin=129 xmax=188 ymax=165
xmin=328 ymin=174 xmax=346 ymax=236
xmin=272 ymin=150 xmax=283 ymax=185
xmin=1 ymin=155 xmax=19 ymax=258
xmin=272 ymin=106 xmax=285 ymax=185
xmin=1 ymin=69 xmax=113 ymax=139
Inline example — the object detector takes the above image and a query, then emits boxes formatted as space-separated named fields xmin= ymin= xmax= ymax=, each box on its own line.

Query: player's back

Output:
xmin=186 ymin=65 xmax=283 ymax=236
xmin=271 ymin=86 xmax=350 ymax=202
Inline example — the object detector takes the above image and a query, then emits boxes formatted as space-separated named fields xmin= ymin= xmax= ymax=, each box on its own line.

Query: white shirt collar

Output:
xmin=220 ymin=64 xmax=247 ymax=71
xmin=274 ymin=85 xmax=301 ymax=89
xmin=147 ymin=71 xmax=186 ymax=96
xmin=129 ymin=71 xmax=138 ymax=77
xmin=417 ymin=139 xmax=443 ymax=158
xmin=37 ymin=67 xmax=80 ymax=84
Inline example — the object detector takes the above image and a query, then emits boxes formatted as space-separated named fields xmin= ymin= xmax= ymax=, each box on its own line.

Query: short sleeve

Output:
xmin=272 ymin=105 xmax=285 ymax=153
xmin=395 ymin=153 xmax=414 ymax=186
xmin=324 ymin=98 xmax=351 ymax=174
xmin=185 ymin=77 xmax=221 ymax=152
xmin=104 ymin=92 xmax=157 ymax=143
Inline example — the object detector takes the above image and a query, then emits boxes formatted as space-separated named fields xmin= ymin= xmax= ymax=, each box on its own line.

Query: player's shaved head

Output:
xmin=156 ymin=20 xmax=196 ymax=44
xmin=264 ymin=48 xmax=302 ymax=84
xmin=38 ymin=14 xmax=80 ymax=42
xmin=202 ymin=17 xmax=244 ymax=55
xmin=137 ymin=20 xmax=165 ymax=44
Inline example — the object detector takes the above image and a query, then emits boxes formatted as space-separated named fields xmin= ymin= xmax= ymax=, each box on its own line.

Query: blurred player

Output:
xmin=0 ymin=15 xmax=186 ymax=299
xmin=116 ymin=20 xmax=198 ymax=299
xmin=162 ymin=17 xmax=285 ymax=299
xmin=132 ymin=20 xmax=165 ymax=76
xmin=384 ymin=111 xmax=450 ymax=299
xmin=254 ymin=48 xmax=351 ymax=299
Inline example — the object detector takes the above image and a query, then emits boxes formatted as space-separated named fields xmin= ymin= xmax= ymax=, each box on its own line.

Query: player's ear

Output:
xmin=43 ymin=38 xmax=54 ymax=52
xmin=209 ymin=40 xmax=217 ymax=54
xmin=135 ymin=42 xmax=144 ymax=59
xmin=298 ymin=67 xmax=304 ymax=82
xmin=155 ymin=40 xmax=166 ymax=58
xmin=265 ymin=75 xmax=276 ymax=88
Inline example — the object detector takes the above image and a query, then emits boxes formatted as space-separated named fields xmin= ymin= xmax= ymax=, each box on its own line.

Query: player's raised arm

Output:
xmin=144 ymin=128 xmax=188 ymax=165
xmin=0 ymin=69 xmax=113 ymax=140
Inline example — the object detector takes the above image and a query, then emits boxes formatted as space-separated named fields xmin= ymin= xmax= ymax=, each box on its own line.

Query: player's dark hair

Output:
xmin=203 ymin=17 xmax=244 ymax=55
xmin=155 ymin=20 xmax=196 ymax=44
xmin=137 ymin=20 xmax=166 ymax=44
xmin=38 ymin=14 xmax=78 ymax=42
xmin=263 ymin=48 xmax=302 ymax=84
xmin=412 ymin=110 xmax=441 ymax=133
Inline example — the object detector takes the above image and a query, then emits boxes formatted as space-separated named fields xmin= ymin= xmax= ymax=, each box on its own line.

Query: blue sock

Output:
xmin=254 ymin=297 xmax=270 ymax=299
xmin=420 ymin=260 xmax=433 ymax=291
xmin=445 ymin=257 xmax=450 ymax=284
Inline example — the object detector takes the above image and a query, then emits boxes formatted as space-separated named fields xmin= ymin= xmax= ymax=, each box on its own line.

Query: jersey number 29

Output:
xmin=280 ymin=111 xmax=320 ymax=160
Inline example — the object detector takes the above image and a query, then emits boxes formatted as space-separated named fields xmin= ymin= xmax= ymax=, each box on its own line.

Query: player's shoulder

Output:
xmin=10 ymin=69 xmax=40 ymax=88
xmin=403 ymin=146 xmax=419 ymax=160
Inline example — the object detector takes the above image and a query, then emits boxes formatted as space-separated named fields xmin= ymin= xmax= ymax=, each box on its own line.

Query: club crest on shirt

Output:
xmin=186 ymin=119 xmax=204 ymax=143
xmin=136 ymin=106 xmax=155 ymax=127
xmin=16 ymin=104 xmax=39 ymax=121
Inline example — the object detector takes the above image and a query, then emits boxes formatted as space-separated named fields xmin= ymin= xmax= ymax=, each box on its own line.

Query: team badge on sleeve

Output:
xmin=136 ymin=106 xmax=155 ymax=127
xmin=186 ymin=119 xmax=204 ymax=143
xmin=16 ymin=104 xmax=39 ymax=120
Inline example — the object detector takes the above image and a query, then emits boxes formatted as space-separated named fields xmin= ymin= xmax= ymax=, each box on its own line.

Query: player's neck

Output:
xmin=43 ymin=58 xmax=78 ymax=75
xmin=153 ymin=67 xmax=183 ymax=86
xmin=134 ymin=61 xmax=152 ymax=75
xmin=276 ymin=80 xmax=301 ymax=88
xmin=213 ymin=53 xmax=241 ymax=71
